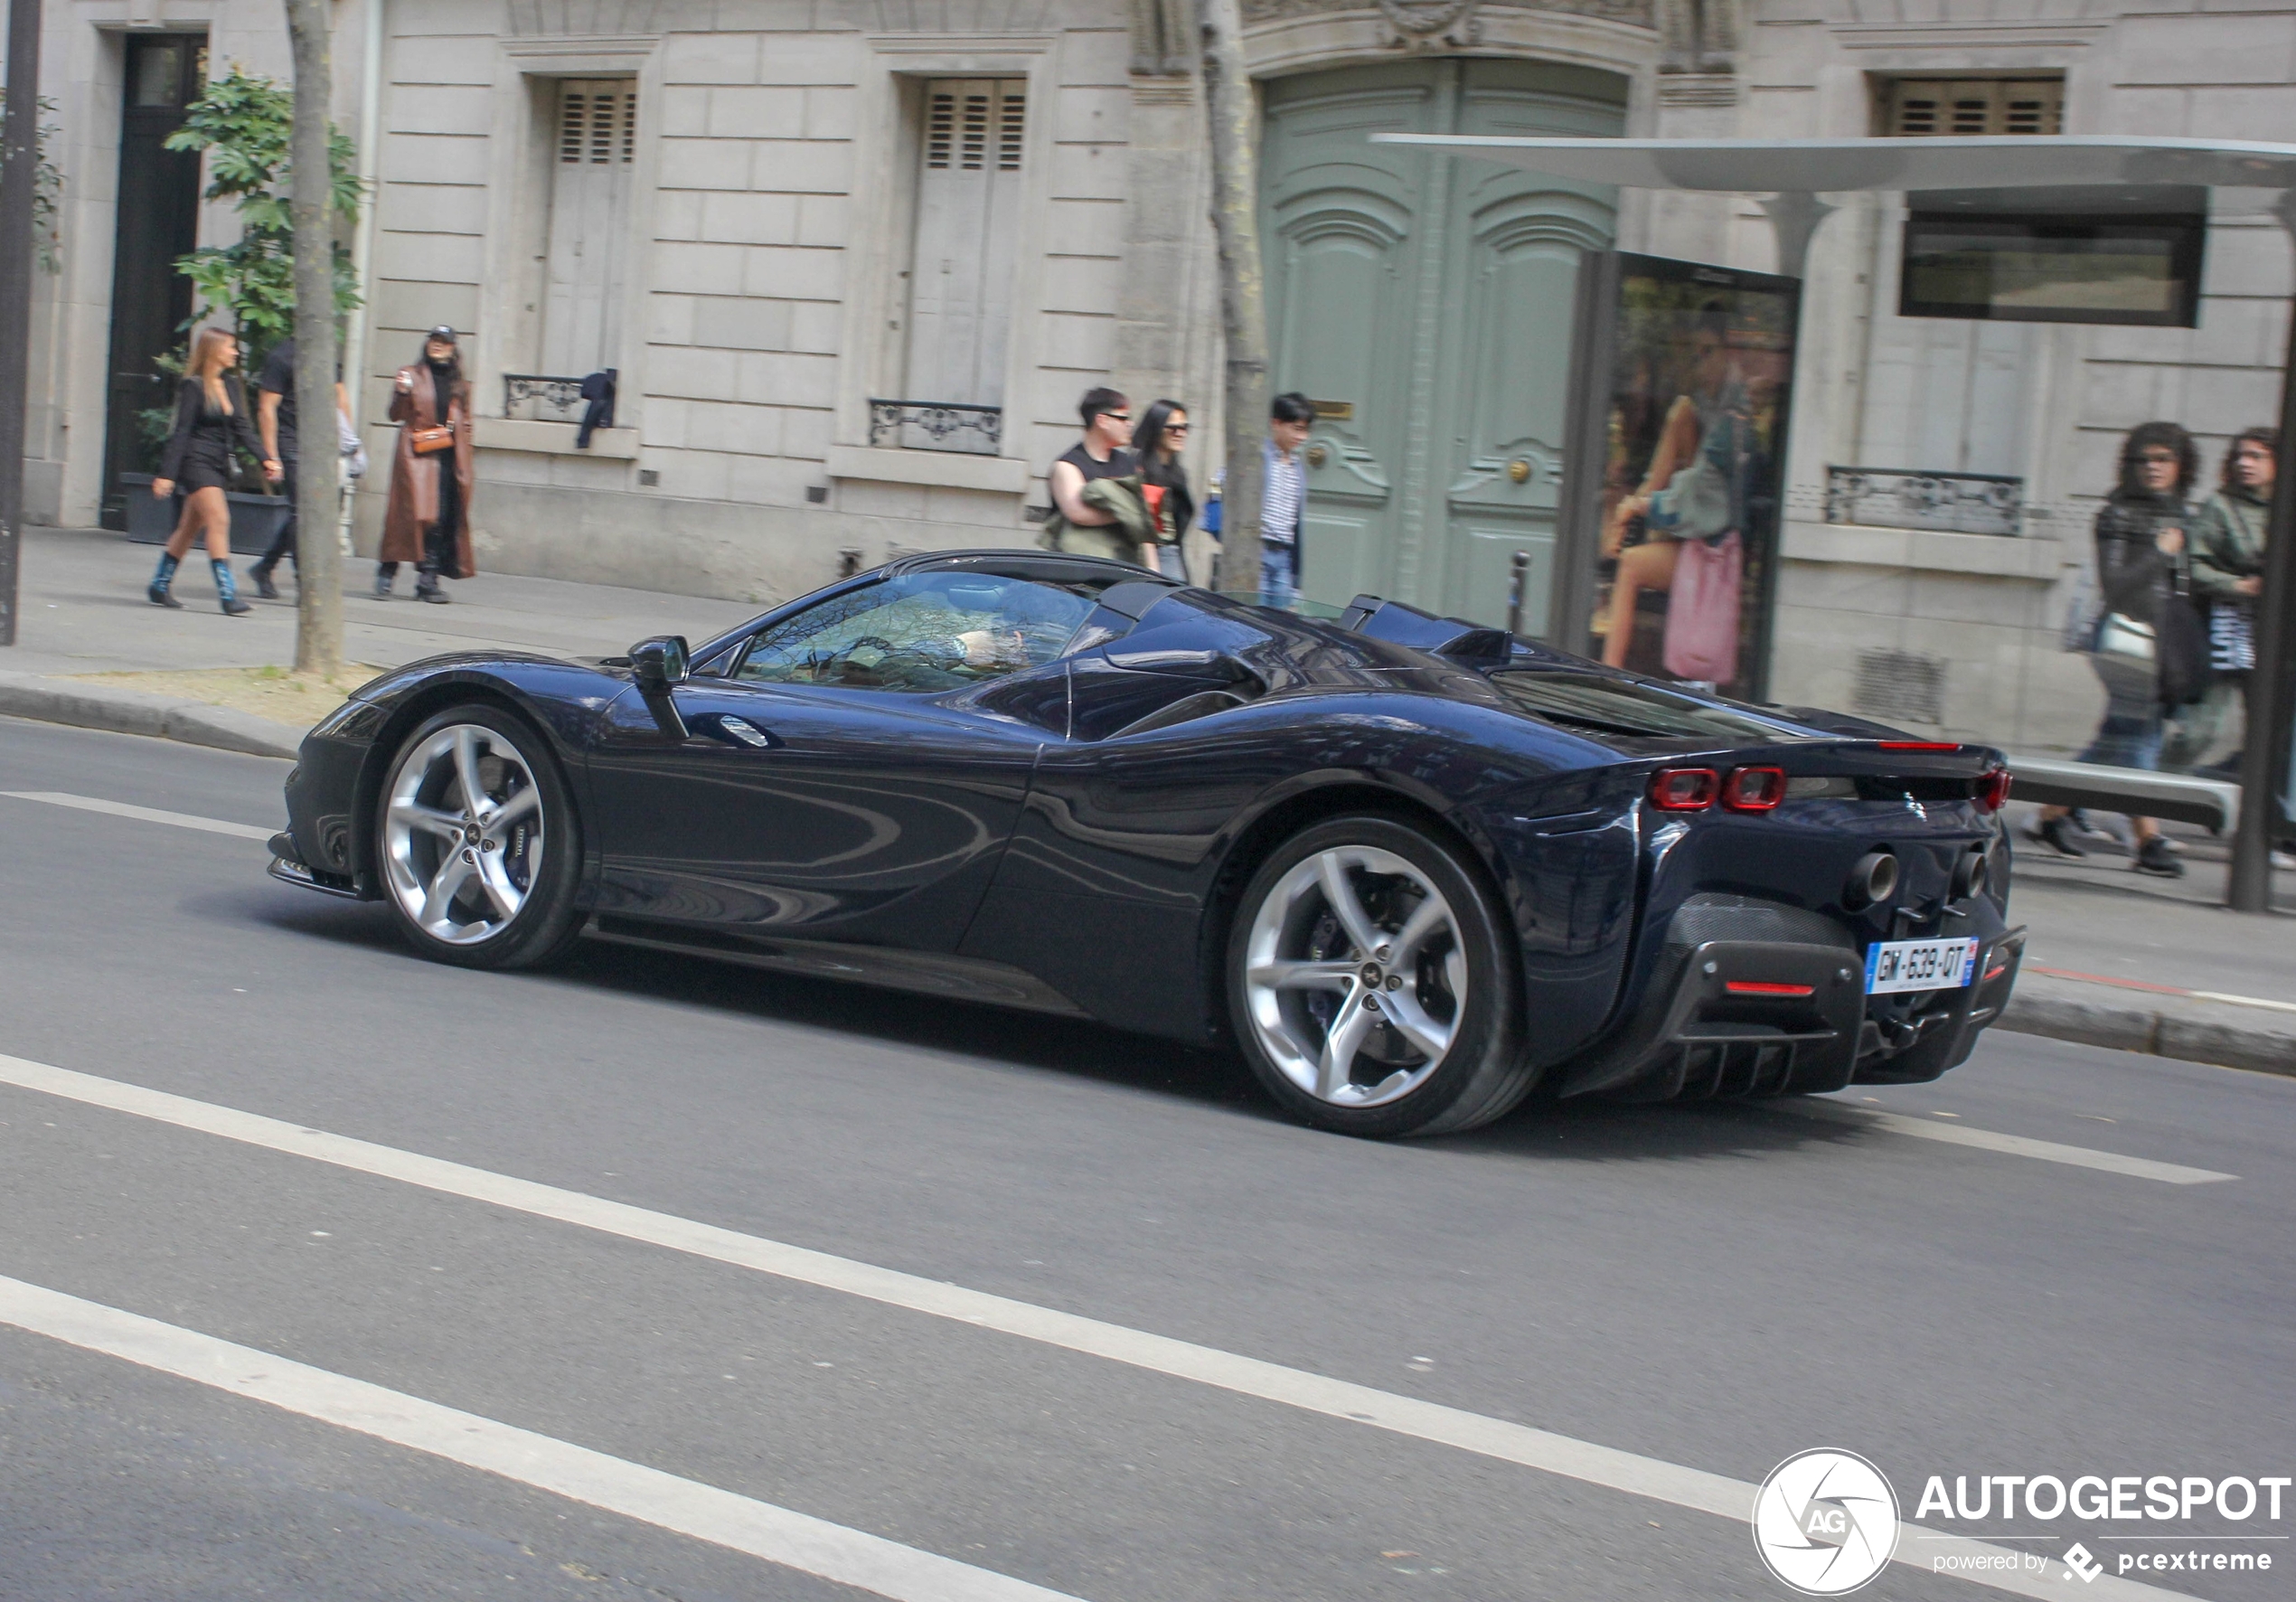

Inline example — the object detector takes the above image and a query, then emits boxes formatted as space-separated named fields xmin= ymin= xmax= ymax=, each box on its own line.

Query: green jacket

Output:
xmin=1039 ymin=474 xmax=1154 ymax=565
xmin=2188 ymin=486 xmax=2267 ymax=601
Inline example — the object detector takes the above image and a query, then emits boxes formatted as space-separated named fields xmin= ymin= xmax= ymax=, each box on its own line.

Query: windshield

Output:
xmin=1488 ymin=669 xmax=1800 ymax=742
xmin=735 ymin=570 xmax=1121 ymax=693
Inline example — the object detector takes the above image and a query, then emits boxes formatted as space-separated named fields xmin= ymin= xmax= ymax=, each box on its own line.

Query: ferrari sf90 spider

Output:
xmin=270 ymin=550 xmax=2023 ymax=1137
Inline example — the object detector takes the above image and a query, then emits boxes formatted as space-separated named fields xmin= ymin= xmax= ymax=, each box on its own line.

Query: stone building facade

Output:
xmin=21 ymin=0 xmax=2296 ymax=759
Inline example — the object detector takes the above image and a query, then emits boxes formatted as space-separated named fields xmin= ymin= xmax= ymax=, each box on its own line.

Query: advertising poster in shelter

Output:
xmin=1572 ymin=254 xmax=1800 ymax=701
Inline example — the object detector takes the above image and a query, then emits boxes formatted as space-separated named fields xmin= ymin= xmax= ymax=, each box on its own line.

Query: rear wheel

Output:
xmin=376 ymin=704 xmax=584 ymax=970
xmin=1227 ymin=815 xmax=1529 ymax=1137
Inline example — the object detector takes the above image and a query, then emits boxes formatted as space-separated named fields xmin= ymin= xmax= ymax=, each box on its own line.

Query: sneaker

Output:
xmin=251 ymin=566 xmax=280 ymax=600
xmin=373 ymin=570 xmax=393 ymax=599
xmin=415 ymin=584 xmax=449 ymax=605
xmin=2133 ymin=836 xmax=2185 ymax=878
xmin=2033 ymin=814 xmax=2087 ymax=859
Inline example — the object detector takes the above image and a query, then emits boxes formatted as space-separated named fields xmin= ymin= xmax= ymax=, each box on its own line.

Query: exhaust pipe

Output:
xmin=1845 ymin=851 xmax=1899 ymax=910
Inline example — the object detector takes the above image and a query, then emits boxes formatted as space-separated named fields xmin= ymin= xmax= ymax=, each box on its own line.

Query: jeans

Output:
xmin=254 ymin=454 xmax=296 ymax=574
xmin=1259 ymin=539 xmax=1299 ymax=608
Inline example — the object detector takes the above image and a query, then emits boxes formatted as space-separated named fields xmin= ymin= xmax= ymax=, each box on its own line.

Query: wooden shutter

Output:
xmin=1880 ymin=78 xmax=2064 ymax=137
xmin=903 ymin=79 xmax=1026 ymax=414
xmin=542 ymin=79 xmax=638 ymax=377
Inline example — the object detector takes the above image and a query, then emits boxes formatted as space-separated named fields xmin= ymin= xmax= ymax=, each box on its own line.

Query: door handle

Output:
xmin=714 ymin=714 xmax=780 ymax=749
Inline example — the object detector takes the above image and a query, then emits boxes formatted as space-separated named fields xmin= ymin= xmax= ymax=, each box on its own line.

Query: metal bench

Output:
xmin=2006 ymin=756 xmax=2239 ymax=832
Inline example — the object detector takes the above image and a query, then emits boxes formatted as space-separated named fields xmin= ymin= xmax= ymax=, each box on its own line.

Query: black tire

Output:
xmin=373 ymin=703 xmax=586 ymax=971
xmin=1226 ymin=815 xmax=1530 ymax=1137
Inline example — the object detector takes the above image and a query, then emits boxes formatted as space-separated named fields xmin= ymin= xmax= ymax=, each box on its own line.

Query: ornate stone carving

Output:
xmin=1241 ymin=0 xmax=1653 ymax=31
xmin=503 ymin=0 xmax=663 ymax=36
xmin=1379 ymin=0 xmax=1484 ymax=49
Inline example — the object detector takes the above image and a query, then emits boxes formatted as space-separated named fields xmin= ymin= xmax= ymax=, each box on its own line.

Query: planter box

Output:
xmin=119 ymin=473 xmax=291 ymax=556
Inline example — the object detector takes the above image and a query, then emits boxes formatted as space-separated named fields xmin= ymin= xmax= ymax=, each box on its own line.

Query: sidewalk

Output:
xmin=3 ymin=524 xmax=2289 ymax=1078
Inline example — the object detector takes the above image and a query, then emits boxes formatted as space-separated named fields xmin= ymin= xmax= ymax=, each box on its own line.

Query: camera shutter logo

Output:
xmin=1753 ymin=1449 xmax=1901 ymax=1595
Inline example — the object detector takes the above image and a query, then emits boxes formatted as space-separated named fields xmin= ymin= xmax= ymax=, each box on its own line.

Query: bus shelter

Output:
xmin=1376 ymin=133 xmax=2296 ymax=912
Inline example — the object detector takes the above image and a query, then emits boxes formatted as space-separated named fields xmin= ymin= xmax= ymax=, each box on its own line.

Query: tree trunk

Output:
xmin=284 ymin=0 xmax=341 ymax=676
xmin=1199 ymin=0 xmax=1268 ymax=595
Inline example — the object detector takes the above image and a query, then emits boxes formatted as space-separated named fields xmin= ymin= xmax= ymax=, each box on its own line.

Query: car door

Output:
xmin=587 ymin=570 xmax=1087 ymax=951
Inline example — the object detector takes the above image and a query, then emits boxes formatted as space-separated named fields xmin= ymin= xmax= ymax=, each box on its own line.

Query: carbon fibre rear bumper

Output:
xmin=1556 ymin=927 xmax=2026 ymax=1101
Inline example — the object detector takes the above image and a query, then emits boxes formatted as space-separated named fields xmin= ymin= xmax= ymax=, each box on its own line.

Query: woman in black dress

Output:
xmin=1131 ymin=399 xmax=1196 ymax=581
xmin=148 ymin=327 xmax=280 ymax=613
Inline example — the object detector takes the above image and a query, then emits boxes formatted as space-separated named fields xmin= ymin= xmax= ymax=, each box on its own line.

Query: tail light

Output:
xmin=1974 ymin=766 xmax=2012 ymax=814
xmin=1722 ymin=766 xmax=1786 ymax=812
xmin=1648 ymin=767 xmax=1719 ymax=811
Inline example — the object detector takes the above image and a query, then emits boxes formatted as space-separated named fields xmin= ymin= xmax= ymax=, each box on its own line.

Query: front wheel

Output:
xmin=1227 ymin=815 xmax=1529 ymax=1138
xmin=375 ymin=704 xmax=585 ymax=970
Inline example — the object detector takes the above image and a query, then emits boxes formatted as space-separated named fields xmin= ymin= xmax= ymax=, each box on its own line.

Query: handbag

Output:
xmin=409 ymin=424 xmax=455 ymax=455
xmin=1661 ymin=529 xmax=1743 ymax=684
xmin=2091 ymin=610 xmax=2155 ymax=664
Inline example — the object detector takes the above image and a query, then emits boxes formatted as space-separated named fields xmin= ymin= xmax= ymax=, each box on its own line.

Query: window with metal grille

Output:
xmin=542 ymin=79 xmax=637 ymax=379
xmin=1877 ymin=77 xmax=2064 ymax=137
xmin=901 ymin=80 xmax=1026 ymax=449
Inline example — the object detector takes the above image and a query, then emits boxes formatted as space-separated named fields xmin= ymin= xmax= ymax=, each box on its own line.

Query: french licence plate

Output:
xmin=1865 ymin=937 xmax=1979 ymax=995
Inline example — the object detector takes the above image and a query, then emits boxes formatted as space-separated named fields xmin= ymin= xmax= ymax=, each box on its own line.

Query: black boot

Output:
xmin=2133 ymin=836 xmax=2185 ymax=878
xmin=2033 ymin=814 xmax=2086 ymax=859
xmin=250 ymin=561 xmax=280 ymax=600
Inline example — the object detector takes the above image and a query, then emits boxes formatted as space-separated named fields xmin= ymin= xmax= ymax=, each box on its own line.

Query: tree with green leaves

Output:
xmin=163 ymin=63 xmax=362 ymax=363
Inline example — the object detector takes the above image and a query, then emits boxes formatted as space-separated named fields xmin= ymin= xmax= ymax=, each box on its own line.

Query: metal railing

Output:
xmin=868 ymin=399 xmax=1002 ymax=456
xmin=1826 ymin=466 xmax=2023 ymax=537
xmin=503 ymin=373 xmax=588 ymax=425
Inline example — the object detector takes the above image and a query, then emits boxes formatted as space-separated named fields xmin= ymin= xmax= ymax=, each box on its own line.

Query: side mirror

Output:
xmin=628 ymin=636 xmax=690 ymax=694
xmin=627 ymin=636 xmax=690 ymax=740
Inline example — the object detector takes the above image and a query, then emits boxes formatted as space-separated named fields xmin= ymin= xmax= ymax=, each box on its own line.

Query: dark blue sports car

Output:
xmin=270 ymin=549 xmax=2024 ymax=1137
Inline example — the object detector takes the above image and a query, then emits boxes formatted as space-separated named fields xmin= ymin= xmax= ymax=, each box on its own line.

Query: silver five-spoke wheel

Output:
xmin=1243 ymin=843 xmax=1466 ymax=1108
xmin=381 ymin=723 xmax=546 ymax=946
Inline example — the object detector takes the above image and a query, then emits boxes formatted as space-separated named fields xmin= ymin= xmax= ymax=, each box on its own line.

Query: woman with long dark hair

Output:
xmin=146 ymin=326 xmax=280 ymax=613
xmin=376 ymin=326 xmax=475 ymax=603
xmin=1131 ymin=399 xmax=1195 ymax=580
xmin=2030 ymin=420 xmax=2198 ymax=875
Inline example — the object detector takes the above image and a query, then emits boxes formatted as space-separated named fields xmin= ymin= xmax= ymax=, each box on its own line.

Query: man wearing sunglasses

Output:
xmin=1049 ymin=387 xmax=1137 ymax=535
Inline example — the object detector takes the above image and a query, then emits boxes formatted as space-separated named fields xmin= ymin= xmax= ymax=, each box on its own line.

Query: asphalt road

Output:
xmin=1 ymin=712 xmax=2290 ymax=1602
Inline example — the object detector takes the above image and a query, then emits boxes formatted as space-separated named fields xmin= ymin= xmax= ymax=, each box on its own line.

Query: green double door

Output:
xmin=1260 ymin=60 xmax=1623 ymax=630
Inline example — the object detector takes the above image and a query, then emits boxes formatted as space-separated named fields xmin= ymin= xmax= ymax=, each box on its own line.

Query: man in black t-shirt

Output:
xmin=1046 ymin=387 xmax=1143 ymax=563
xmin=248 ymin=339 xmax=301 ymax=598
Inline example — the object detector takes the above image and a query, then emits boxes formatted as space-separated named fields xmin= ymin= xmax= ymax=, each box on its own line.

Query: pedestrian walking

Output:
xmin=2030 ymin=420 xmax=2198 ymax=875
xmin=2164 ymin=427 xmax=2274 ymax=776
xmin=1132 ymin=400 xmax=1195 ymax=581
xmin=1259 ymin=393 xmax=1313 ymax=607
xmin=146 ymin=327 xmax=280 ymax=615
xmin=377 ymin=326 xmax=476 ymax=604
xmin=1043 ymin=388 xmax=1151 ymax=565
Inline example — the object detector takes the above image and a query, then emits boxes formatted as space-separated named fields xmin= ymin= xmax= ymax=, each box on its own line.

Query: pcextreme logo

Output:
xmin=1753 ymin=1449 xmax=1902 ymax=1596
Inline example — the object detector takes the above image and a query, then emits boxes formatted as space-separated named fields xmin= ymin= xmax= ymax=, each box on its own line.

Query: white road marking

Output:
xmin=2192 ymin=989 xmax=2296 ymax=1016
xmin=0 ymin=790 xmax=274 ymax=841
xmin=0 ymin=1274 xmax=1079 ymax=1602
xmin=0 ymin=1054 xmax=2196 ymax=1601
xmin=1796 ymin=1100 xmax=2237 ymax=1185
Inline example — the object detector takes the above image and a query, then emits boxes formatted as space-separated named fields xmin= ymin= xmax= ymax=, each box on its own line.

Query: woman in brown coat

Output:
xmin=376 ymin=325 xmax=475 ymax=603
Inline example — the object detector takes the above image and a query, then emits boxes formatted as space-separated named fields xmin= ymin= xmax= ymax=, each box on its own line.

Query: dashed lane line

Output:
xmin=1794 ymin=1101 xmax=2237 ymax=1186
xmin=0 ymin=1053 xmax=2198 ymax=1601
xmin=0 ymin=789 xmax=275 ymax=841
xmin=0 ymin=1274 xmax=1081 ymax=1602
